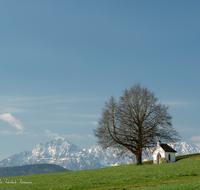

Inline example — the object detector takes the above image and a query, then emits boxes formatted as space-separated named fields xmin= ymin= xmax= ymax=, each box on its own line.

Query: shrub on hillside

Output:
xmin=159 ymin=157 xmax=168 ymax=164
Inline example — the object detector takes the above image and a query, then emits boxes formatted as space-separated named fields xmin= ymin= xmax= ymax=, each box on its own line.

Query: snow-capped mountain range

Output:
xmin=0 ymin=137 xmax=199 ymax=170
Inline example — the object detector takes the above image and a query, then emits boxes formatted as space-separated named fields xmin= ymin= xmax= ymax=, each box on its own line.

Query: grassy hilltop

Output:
xmin=0 ymin=153 xmax=199 ymax=190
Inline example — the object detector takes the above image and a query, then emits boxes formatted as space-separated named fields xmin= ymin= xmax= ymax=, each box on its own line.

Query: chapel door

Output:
xmin=157 ymin=153 xmax=161 ymax=164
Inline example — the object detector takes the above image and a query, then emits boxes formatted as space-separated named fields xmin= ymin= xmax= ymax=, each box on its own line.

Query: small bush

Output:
xmin=159 ymin=157 xmax=168 ymax=164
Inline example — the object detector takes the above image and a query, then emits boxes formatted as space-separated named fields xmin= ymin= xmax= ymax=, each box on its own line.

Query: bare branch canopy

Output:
xmin=93 ymin=83 xmax=180 ymax=165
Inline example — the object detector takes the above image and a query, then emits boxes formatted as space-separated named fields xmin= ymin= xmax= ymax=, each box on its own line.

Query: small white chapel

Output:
xmin=152 ymin=140 xmax=177 ymax=164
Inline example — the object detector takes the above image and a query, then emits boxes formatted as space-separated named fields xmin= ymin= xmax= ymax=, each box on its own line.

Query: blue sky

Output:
xmin=0 ymin=0 xmax=200 ymax=161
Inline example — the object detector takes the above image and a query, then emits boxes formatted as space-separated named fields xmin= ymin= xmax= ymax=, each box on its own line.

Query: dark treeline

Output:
xmin=0 ymin=164 xmax=70 ymax=177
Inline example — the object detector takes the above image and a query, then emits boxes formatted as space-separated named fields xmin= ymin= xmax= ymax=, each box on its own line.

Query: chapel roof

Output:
xmin=153 ymin=143 xmax=177 ymax=153
xmin=159 ymin=144 xmax=177 ymax=153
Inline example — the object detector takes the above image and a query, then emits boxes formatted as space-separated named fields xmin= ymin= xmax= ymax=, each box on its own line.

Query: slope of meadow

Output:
xmin=0 ymin=153 xmax=199 ymax=190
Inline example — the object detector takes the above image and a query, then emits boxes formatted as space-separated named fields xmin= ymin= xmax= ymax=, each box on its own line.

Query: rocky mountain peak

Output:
xmin=0 ymin=138 xmax=199 ymax=170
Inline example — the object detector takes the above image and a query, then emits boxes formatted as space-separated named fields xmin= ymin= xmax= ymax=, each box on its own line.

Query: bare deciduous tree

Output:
xmin=94 ymin=84 xmax=180 ymax=165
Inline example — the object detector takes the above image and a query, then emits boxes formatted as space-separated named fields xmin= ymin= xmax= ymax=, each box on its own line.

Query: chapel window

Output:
xmin=168 ymin=153 xmax=171 ymax=161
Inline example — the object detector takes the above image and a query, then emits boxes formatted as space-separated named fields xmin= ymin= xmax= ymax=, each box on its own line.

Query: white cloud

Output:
xmin=91 ymin=121 xmax=98 ymax=126
xmin=63 ymin=114 xmax=100 ymax=118
xmin=195 ymin=143 xmax=200 ymax=147
xmin=63 ymin=134 xmax=85 ymax=139
xmin=0 ymin=107 xmax=25 ymax=113
xmin=63 ymin=134 xmax=96 ymax=139
xmin=50 ymin=98 xmax=102 ymax=103
xmin=0 ymin=113 xmax=24 ymax=131
xmin=0 ymin=130 xmax=23 ymax=135
xmin=173 ymin=126 xmax=195 ymax=132
xmin=45 ymin=130 xmax=59 ymax=138
xmin=87 ymin=134 xmax=96 ymax=139
xmin=190 ymin=135 xmax=200 ymax=142
xmin=3 ymin=96 xmax=54 ymax=103
xmin=162 ymin=101 xmax=190 ymax=106
xmin=35 ymin=120 xmax=94 ymax=126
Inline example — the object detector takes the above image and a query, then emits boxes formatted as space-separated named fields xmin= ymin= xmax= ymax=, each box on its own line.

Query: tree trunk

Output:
xmin=136 ymin=151 xmax=142 ymax=165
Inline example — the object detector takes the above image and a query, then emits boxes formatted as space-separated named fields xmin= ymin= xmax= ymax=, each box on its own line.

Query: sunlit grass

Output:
xmin=127 ymin=180 xmax=200 ymax=190
xmin=0 ymin=153 xmax=199 ymax=190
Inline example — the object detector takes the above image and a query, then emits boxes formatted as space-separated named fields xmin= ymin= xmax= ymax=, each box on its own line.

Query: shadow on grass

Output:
xmin=176 ymin=153 xmax=200 ymax=162
xmin=176 ymin=156 xmax=189 ymax=162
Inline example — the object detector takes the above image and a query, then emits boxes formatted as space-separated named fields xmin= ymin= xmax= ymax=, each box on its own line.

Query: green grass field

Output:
xmin=0 ymin=153 xmax=199 ymax=190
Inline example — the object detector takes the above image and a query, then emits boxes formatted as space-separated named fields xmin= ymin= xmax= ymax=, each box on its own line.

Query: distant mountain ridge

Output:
xmin=168 ymin=142 xmax=200 ymax=155
xmin=0 ymin=164 xmax=69 ymax=177
xmin=0 ymin=137 xmax=199 ymax=170
xmin=0 ymin=137 xmax=102 ymax=171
